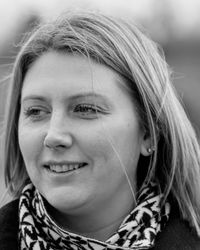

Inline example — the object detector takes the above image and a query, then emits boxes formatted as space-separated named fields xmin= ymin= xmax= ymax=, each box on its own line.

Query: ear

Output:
xmin=140 ymin=132 xmax=152 ymax=156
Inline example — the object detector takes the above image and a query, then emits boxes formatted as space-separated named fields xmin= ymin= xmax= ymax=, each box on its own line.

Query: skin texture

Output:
xmin=18 ymin=51 xmax=149 ymax=239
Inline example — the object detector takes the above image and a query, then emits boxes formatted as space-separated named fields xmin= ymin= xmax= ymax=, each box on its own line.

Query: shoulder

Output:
xmin=153 ymin=209 xmax=200 ymax=250
xmin=0 ymin=199 xmax=19 ymax=250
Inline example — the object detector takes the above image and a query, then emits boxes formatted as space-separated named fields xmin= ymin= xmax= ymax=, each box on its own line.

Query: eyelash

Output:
xmin=23 ymin=104 xmax=106 ymax=121
xmin=73 ymin=104 xmax=104 ymax=115
xmin=23 ymin=107 xmax=49 ymax=120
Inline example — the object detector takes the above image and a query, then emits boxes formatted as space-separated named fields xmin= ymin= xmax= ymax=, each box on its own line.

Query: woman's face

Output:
xmin=18 ymin=51 xmax=148 ymax=216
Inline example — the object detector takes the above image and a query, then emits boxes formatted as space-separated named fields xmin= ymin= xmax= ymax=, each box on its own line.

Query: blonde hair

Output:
xmin=2 ymin=11 xmax=200 ymax=235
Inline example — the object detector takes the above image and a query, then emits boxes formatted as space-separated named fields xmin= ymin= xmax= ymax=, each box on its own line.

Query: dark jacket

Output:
xmin=0 ymin=199 xmax=200 ymax=250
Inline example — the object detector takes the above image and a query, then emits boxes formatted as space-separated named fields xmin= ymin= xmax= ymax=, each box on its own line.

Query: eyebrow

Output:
xmin=21 ymin=96 xmax=47 ymax=104
xmin=21 ymin=92 xmax=110 ymax=103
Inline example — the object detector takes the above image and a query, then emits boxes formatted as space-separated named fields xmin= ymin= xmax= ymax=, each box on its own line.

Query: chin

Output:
xmin=42 ymin=187 xmax=92 ymax=215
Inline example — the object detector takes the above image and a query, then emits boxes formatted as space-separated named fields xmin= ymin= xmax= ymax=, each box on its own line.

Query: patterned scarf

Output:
xmin=19 ymin=182 xmax=170 ymax=250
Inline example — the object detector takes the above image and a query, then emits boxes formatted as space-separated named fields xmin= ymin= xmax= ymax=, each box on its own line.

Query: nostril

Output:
xmin=43 ymin=165 xmax=49 ymax=169
xmin=44 ymin=142 xmax=67 ymax=150
xmin=43 ymin=134 xmax=73 ymax=149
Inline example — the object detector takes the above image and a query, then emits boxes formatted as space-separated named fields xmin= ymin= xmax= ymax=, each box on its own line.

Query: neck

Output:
xmin=64 ymin=214 xmax=126 ymax=241
xmin=45 ymin=191 xmax=136 ymax=241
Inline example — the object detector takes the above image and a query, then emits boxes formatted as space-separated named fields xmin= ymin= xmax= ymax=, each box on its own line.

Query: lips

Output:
xmin=44 ymin=162 xmax=87 ymax=173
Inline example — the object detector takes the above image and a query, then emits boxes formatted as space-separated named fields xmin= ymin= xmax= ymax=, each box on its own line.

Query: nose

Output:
xmin=44 ymin=114 xmax=73 ymax=150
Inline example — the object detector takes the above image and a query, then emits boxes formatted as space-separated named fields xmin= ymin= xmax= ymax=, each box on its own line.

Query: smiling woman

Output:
xmin=0 ymin=11 xmax=200 ymax=250
xmin=18 ymin=52 xmax=143 ymax=222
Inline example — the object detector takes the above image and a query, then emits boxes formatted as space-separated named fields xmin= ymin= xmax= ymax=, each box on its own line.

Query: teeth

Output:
xmin=68 ymin=164 xmax=74 ymax=171
xmin=48 ymin=164 xmax=84 ymax=173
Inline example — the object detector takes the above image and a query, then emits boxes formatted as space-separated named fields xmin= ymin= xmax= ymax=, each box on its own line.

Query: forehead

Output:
xmin=22 ymin=51 xmax=133 ymax=100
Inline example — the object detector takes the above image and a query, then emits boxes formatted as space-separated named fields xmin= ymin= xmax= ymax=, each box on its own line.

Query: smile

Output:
xmin=44 ymin=163 xmax=87 ymax=173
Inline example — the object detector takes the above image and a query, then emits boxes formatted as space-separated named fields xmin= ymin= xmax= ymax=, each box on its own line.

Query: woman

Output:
xmin=0 ymin=11 xmax=200 ymax=250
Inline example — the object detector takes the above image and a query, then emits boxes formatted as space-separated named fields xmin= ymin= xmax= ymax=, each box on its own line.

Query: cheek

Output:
xmin=81 ymin=119 xmax=141 ymax=170
xmin=107 ymin=119 xmax=140 ymax=148
xmin=79 ymin=129 xmax=109 ymax=162
xmin=18 ymin=124 xmax=44 ymax=165
xmin=100 ymin=120 xmax=142 ymax=170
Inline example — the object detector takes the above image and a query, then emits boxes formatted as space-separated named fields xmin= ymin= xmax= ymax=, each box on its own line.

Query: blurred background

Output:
xmin=0 ymin=0 xmax=200 ymax=201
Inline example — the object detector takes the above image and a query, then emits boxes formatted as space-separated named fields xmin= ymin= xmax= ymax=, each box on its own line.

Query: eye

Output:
xmin=74 ymin=104 xmax=99 ymax=114
xmin=23 ymin=107 xmax=50 ymax=121
xmin=73 ymin=104 xmax=105 ymax=118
